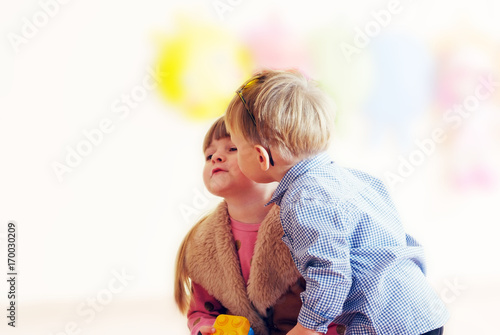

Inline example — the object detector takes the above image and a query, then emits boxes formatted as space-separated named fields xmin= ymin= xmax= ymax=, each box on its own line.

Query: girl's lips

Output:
xmin=212 ymin=168 xmax=224 ymax=176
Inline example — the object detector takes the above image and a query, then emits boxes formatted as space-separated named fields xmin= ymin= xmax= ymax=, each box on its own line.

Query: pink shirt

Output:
xmin=230 ymin=217 xmax=260 ymax=284
xmin=187 ymin=218 xmax=259 ymax=335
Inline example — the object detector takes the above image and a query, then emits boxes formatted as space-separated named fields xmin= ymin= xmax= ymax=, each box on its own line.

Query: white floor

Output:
xmin=2 ymin=277 xmax=497 ymax=335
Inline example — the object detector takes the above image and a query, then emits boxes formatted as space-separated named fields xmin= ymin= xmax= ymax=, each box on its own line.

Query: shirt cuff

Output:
xmin=297 ymin=305 xmax=332 ymax=334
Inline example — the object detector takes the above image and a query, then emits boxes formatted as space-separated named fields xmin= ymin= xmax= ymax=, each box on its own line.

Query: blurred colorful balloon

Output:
xmin=155 ymin=17 xmax=254 ymax=120
xmin=241 ymin=15 xmax=312 ymax=75
xmin=308 ymin=22 xmax=373 ymax=129
xmin=433 ymin=26 xmax=500 ymax=191
xmin=362 ymin=34 xmax=434 ymax=149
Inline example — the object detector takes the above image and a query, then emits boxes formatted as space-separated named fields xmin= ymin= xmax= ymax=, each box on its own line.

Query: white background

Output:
xmin=1 ymin=0 xmax=499 ymax=334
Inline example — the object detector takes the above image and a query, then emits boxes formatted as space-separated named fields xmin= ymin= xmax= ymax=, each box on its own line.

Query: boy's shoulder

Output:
xmin=281 ymin=161 xmax=345 ymax=204
xmin=283 ymin=159 xmax=389 ymax=206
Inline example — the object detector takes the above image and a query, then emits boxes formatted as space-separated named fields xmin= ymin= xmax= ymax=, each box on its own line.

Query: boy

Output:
xmin=225 ymin=70 xmax=449 ymax=335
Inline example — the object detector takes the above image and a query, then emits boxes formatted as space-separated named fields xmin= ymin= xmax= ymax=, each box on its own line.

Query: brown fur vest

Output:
xmin=185 ymin=201 xmax=304 ymax=335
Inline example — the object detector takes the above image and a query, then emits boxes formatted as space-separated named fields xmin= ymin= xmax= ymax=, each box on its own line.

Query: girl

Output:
xmin=174 ymin=117 xmax=343 ymax=335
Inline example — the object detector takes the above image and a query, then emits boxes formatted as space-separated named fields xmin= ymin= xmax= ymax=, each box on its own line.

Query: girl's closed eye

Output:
xmin=229 ymin=147 xmax=237 ymax=152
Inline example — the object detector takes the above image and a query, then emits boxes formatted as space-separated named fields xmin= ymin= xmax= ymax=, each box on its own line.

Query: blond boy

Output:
xmin=225 ymin=70 xmax=448 ymax=335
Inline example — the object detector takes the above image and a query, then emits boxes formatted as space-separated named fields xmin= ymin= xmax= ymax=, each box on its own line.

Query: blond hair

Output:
xmin=225 ymin=69 xmax=335 ymax=161
xmin=174 ymin=217 xmax=206 ymax=314
xmin=174 ymin=223 xmax=194 ymax=314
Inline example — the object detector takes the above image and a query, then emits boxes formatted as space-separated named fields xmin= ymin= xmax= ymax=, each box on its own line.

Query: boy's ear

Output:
xmin=254 ymin=145 xmax=271 ymax=171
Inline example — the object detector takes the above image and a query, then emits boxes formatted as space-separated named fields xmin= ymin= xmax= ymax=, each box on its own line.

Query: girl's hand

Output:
xmin=287 ymin=323 xmax=322 ymax=335
xmin=198 ymin=325 xmax=216 ymax=335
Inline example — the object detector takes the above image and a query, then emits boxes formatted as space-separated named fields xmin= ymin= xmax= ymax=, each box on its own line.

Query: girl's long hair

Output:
xmin=174 ymin=116 xmax=229 ymax=313
xmin=174 ymin=219 xmax=202 ymax=313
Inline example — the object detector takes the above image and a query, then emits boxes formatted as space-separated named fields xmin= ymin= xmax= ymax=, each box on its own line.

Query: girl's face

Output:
xmin=203 ymin=137 xmax=256 ymax=198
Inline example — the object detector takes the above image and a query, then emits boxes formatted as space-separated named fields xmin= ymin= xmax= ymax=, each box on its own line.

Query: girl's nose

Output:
xmin=211 ymin=151 xmax=226 ymax=163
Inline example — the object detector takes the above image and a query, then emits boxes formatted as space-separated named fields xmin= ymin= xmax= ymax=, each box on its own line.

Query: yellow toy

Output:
xmin=213 ymin=314 xmax=254 ymax=335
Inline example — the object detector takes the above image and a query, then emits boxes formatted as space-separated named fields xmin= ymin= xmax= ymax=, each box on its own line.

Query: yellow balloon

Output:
xmin=155 ymin=17 xmax=254 ymax=121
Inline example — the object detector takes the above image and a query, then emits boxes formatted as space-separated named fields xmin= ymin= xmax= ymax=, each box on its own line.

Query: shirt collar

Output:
xmin=267 ymin=152 xmax=333 ymax=206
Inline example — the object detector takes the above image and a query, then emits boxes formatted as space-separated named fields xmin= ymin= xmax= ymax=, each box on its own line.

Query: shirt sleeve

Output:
xmin=187 ymin=282 xmax=225 ymax=335
xmin=280 ymin=198 xmax=353 ymax=333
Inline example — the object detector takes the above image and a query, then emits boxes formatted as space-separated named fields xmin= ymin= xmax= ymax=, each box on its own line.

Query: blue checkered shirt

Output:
xmin=267 ymin=153 xmax=449 ymax=335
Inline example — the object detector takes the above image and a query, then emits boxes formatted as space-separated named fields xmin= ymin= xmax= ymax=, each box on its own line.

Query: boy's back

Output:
xmin=268 ymin=152 xmax=449 ymax=334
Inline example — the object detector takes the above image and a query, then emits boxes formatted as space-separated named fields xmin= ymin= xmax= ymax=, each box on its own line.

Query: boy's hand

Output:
xmin=287 ymin=323 xmax=322 ymax=335
xmin=198 ymin=325 xmax=216 ymax=335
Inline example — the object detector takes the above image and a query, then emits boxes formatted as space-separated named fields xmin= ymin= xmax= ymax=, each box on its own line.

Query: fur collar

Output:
xmin=185 ymin=201 xmax=301 ymax=335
